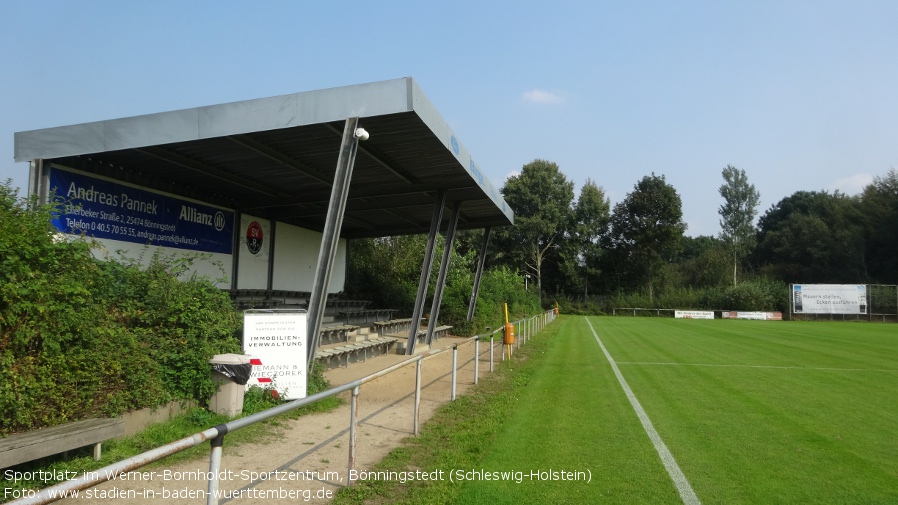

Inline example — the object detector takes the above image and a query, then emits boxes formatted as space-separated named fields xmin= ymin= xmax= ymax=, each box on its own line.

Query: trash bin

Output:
xmin=209 ymin=354 xmax=252 ymax=417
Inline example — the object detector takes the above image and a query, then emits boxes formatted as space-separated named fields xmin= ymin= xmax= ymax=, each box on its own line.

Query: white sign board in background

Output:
xmin=674 ymin=310 xmax=715 ymax=319
xmin=721 ymin=311 xmax=783 ymax=320
xmin=792 ymin=284 xmax=867 ymax=315
xmin=243 ymin=310 xmax=307 ymax=400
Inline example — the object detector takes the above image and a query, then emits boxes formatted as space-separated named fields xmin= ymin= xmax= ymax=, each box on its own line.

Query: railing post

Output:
xmin=206 ymin=429 xmax=226 ymax=505
xmin=414 ymin=358 xmax=422 ymax=436
xmin=474 ymin=337 xmax=480 ymax=385
xmin=451 ymin=345 xmax=458 ymax=401
xmin=490 ymin=334 xmax=494 ymax=371
xmin=348 ymin=386 xmax=359 ymax=486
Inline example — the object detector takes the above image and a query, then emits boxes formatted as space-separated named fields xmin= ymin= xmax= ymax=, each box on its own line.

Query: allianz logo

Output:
xmin=179 ymin=205 xmax=227 ymax=231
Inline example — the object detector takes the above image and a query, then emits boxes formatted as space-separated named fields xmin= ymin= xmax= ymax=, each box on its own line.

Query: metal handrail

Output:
xmin=11 ymin=309 xmax=556 ymax=505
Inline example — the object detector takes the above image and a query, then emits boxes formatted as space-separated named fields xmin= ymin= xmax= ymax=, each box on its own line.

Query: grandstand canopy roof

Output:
xmin=14 ymin=77 xmax=513 ymax=238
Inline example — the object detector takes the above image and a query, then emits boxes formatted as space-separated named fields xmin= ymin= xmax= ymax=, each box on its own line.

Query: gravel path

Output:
xmin=51 ymin=336 xmax=493 ymax=504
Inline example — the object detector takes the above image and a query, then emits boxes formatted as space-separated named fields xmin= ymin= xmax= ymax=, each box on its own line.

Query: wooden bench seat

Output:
xmin=0 ymin=418 xmax=125 ymax=468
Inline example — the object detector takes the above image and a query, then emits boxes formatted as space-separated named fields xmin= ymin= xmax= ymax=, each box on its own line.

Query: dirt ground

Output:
xmin=49 ymin=336 xmax=497 ymax=504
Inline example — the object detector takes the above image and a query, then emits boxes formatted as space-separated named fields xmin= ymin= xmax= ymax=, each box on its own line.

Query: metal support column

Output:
xmin=307 ymin=118 xmax=365 ymax=369
xmin=425 ymin=202 xmax=460 ymax=345
xmin=230 ymin=210 xmax=241 ymax=292
xmin=28 ymin=158 xmax=50 ymax=205
xmin=27 ymin=159 xmax=42 ymax=206
xmin=266 ymin=221 xmax=277 ymax=296
xmin=406 ymin=191 xmax=446 ymax=354
xmin=466 ymin=227 xmax=492 ymax=321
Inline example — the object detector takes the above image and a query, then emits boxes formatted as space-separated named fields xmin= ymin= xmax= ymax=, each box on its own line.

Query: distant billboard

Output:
xmin=792 ymin=284 xmax=867 ymax=315
xmin=49 ymin=166 xmax=234 ymax=254
xmin=674 ymin=310 xmax=714 ymax=319
xmin=721 ymin=311 xmax=783 ymax=321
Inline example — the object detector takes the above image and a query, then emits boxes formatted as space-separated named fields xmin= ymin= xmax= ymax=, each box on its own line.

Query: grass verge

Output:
xmin=332 ymin=316 xmax=682 ymax=504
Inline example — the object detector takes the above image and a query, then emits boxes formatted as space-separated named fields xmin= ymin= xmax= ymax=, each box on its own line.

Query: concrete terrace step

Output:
xmin=314 ymin=336 xmax=399 ymax=369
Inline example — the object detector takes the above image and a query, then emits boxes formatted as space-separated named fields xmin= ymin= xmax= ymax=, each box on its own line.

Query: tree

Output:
xmin=755 ymin=190 xmax=865 ymax=283
xmin=495 ymin=160 xmax=575 ymax=301
xmin=570 ymin=179 xmax=610 ymax=298
xmin=668 ymin=235 xmax=731 ymax=289
xmin=603 ymin=174 xmax=686 ymax=301
xmin=718 ymin=165 xmax=760 ymax=287
xmin=860 ymin=168 xmax=898 ymax=283
xmin=346 ymin=235 xmax=429 ymax=312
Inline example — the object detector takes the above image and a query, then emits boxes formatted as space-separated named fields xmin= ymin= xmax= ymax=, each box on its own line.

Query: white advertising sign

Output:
xmin=675 ymin=310 xmax=715 ymax=319
xmin=792 ymin=284 xmax=867 ymax=315
xmin=243 ymin=310 xmax=307 ymax=399
xmin=721 ymin=311 xmax=783 ymax=321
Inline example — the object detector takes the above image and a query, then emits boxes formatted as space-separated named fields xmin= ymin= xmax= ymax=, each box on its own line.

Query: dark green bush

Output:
xmin=100 ymin=250 xmax=241 ymax=402
xmin=468 ymin=266 xmax=543 ymax=331
xmin=554 ymin=295 xmax=606 ymax=315
xmin=347 ymin=237 xmax=543 ymax=335
xmin=697 ymin=278 xmax=787 ymax=312
xmin=607 ymin=278 xmax=788 ymax=313
xmin=0 ymin=181 xmax=241 ymax=435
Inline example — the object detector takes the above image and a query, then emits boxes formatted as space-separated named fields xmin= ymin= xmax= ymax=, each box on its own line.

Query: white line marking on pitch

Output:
xmin=616 ymin=362 xmax=898 ymax=373
xmin=585 ymin=318 xmax=701 ymax=505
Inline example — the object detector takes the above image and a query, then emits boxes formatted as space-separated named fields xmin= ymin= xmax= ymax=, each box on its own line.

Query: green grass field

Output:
xmin=594 ymin=316 xmax=898 ymax=504
xmin=336 ymin=316 xmax=898 ymax=504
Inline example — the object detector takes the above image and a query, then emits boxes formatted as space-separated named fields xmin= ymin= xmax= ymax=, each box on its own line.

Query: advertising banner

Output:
xmin=721 ymin=311 xmax=783 ymax=320
xmin=792 ymin=284 xmax=867 ymax=315
xmin=243 ymin=311 xmax=308 ymax=400
xmin=49 ymin=167 xmax=234 ymax=254
xmin=674 ymin=310 xmax=715 ymax=319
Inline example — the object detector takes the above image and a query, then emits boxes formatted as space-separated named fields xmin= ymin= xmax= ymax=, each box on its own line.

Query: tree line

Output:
xmin=348 ymin=160 xmax=898 ymax=318
xmin=491 ymin=160 xmax=898 ymax=300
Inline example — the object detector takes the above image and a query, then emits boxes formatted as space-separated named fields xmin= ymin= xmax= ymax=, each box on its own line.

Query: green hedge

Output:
xmin=0 ymin=182 xmax=241 ymax=435
xmin=606 ymin=278 xmax=788 ymax=313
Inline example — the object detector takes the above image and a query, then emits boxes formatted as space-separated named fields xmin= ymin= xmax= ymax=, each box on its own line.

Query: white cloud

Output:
xmin=522 ymin=89 xmax=565 ymax=105
xmin=829 ymin=173 xmax=873 ymax=195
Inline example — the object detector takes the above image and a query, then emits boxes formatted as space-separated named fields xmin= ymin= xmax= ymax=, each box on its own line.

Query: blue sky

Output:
xmin=2 ymin=1 xmax=896 ymax=237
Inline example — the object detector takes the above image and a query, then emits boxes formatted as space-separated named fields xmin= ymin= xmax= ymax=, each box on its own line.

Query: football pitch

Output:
xmin=456 ymin=316 xmax=898 ymax=504
xmin=337 ymin=315 xmax=898 ymax=504
xmin=576 ymin=318 xmax=898 ymax=503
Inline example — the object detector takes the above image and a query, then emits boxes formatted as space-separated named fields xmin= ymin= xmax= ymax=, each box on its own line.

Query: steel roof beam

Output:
xmin=226 ymin=134 xmax=333 ymax=185
xmin=135 ymin=146 xmax=290 ymax=198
